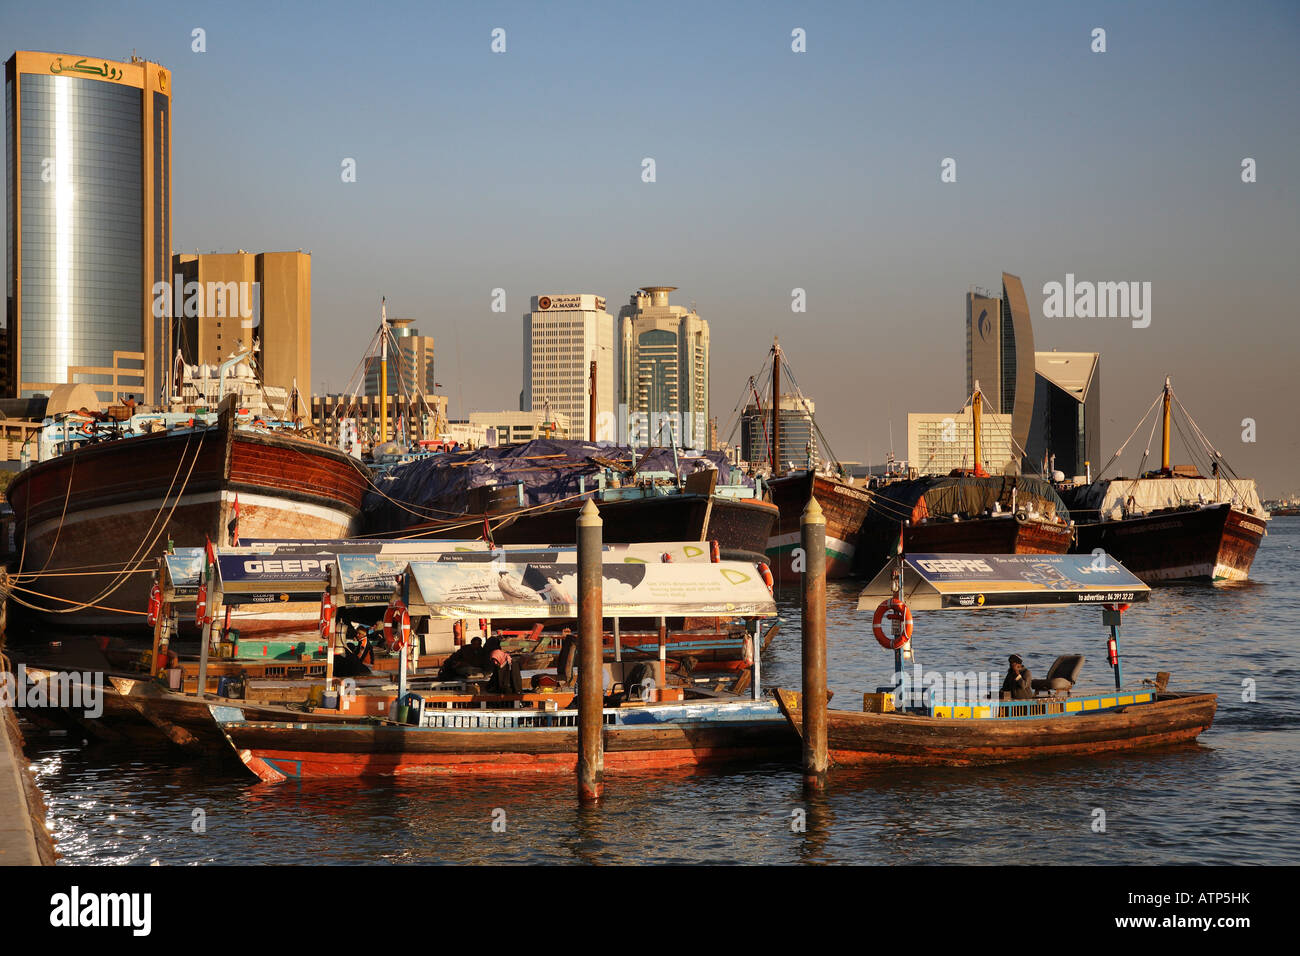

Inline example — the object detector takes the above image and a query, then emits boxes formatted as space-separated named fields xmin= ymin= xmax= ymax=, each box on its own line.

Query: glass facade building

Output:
xmin=618 ymin=287 xmax=710 ymax=450
xmin=4 ymin=52 xmax=171 ymax=401
xmin=740 ymin=398 xmax=818 ymax=470
xmin=1027 ymin=352 xmax=1101 ymax=480
xmin=964 ymin=272 xmax=1035 ymax=465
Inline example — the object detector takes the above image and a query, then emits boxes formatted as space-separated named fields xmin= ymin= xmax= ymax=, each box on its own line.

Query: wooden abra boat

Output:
xmin=776 ymin=552 xmax=1217 ymax=767
xmin=212 ymin=553 xmax=795 ymax=781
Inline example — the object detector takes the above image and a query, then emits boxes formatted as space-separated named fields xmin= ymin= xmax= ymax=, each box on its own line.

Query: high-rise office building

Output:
xmin=907 ymin=409 xmax=1017 ymax=476
xmin=965 ymin=272 xmax=1035 ymax=464
xmin=1027 ymin=351 xmax=1101 ymax=479
xmin=522 ymin=293 xmax=614 ymax=441
xmin=171 ymin=250 xmax=311 ymax=401
xmin=5 ymin=51 xmax=172 ymax=401
xmin=618 ymin=286 xmax=709 ymax=449
xmin=740 ymin=396 xmax=818 ymax=470
xmin=364 ymin=318 xmax=434 ymax=397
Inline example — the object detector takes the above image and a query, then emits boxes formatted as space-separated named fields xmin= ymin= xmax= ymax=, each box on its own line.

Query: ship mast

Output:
xmin=770 ymin=337 xmax=781 ymax=476
xmin=379 ymin=297 xmax=389 ymax=444
xmin=972 ymin=380 xmax=984 ymax=476
xmin=1160 ymin=376 xmax=1172 ymax=473
xmin=589 ymin=359 xmax=597 ymax=442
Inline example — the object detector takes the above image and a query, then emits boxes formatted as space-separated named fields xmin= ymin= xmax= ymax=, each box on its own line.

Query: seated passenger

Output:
xmin=1000 ymin=654 xmax=1034 ymax=700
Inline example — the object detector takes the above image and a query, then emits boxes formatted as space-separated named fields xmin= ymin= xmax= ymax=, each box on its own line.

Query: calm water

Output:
xmin=24 ymin=520 xmax=1300 ymax=864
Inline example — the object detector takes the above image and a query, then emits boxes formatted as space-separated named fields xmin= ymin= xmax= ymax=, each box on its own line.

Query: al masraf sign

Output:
xmin=534 ymin=294 xmax=606 ymax=313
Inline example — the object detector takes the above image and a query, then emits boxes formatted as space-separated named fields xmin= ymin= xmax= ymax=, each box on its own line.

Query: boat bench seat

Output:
xmin=1031 ymin=655 xmax=1085 ymax=696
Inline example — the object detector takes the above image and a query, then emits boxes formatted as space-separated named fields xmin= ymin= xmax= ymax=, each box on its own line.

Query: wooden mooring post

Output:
xmin=577 ymin=500 xmax=604 ymax=803
xmin=801 ymin=497 xmax=828 ymax=787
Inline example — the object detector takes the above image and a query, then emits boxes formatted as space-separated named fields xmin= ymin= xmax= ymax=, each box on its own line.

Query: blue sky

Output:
xmin=5 ymin=1 xmax=1299 ymax=491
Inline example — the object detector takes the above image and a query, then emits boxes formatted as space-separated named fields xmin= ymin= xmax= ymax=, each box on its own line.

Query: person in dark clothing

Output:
xmin=484 ymin=637 xmax=518 ymax=694
xmin=1000 ymin=654 xmax=1034 ymax=700
xmin=346 ymin=626 xmax=376 ymax=666
xmin=438 ymin=637 xmax=488 ymax=680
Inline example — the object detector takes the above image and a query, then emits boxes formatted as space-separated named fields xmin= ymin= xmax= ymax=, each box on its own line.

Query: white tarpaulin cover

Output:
xmin=1071 ymin=477 xmax=1265 ymax=520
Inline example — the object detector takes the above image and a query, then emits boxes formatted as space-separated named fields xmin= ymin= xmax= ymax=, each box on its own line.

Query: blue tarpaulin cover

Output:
xmin=363 ymin=439 xmax=744 ymax=532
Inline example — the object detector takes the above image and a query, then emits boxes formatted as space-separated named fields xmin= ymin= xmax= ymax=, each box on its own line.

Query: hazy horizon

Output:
xmin=5 ymin=1 xmax=1297 ymax=494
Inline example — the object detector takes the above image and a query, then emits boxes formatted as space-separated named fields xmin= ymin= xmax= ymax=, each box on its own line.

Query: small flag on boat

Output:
xmin=228 ymin=495 xmax=241 ymax=546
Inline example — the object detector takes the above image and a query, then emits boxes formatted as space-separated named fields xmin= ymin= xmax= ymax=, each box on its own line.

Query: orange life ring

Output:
xmin=146 ymin=583 xmax=162 ymax=627
xmin=757 ymin=562 xmax=774 ymax=592
xmin=195 ymin=583 xmax=208 ymax=626
xmin=872 ymin=598 xmax=913 ymax=650
xmin=384 ymin=601 xmax=410 ymax=650
xmin=709 ymin=540 xmax=720 ymax=563
xmin=319 ymin=590 xmax=335 ymax=640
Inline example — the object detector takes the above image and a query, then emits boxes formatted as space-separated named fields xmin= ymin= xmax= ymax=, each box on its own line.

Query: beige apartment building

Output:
xmin=171 ymin=251 xmax=311 ymax=400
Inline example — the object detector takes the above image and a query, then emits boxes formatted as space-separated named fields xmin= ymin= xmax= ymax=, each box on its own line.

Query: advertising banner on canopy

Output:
xmin=215 ymin=554 xmax=334 ymax=606
xmin=403 ymin=559 xmax=778 ymax=619
xmin=860 ymin=553 xmax=1150 ymax=611
xmin=332 ymin=542 xmax=724 ymax=605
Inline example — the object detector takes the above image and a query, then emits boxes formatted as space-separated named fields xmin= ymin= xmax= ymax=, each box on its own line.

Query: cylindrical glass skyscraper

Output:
xmin=5 ymin=51 xmax=171 ymax=402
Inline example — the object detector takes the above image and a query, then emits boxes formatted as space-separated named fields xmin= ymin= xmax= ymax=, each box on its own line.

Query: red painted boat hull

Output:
xmin=765 ymin=472 xmax=873 ymax=582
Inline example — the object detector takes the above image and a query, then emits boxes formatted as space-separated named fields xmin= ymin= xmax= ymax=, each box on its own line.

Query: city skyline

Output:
xmin=1 ymin=2 xmax=1296 ymax=492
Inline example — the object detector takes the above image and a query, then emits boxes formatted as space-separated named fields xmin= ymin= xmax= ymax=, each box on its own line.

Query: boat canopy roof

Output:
xmin=401 ymin=558 xmax=778 ymax=620
xmin=860 ymin=553 xmax=1149 ymax=611
xmin=331 ymin=541 xmax=720 ymax=605
xmin=176 ymin=540 xmax=724 ymax=604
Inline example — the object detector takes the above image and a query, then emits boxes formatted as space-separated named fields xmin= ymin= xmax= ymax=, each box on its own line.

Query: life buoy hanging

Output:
xmin=195 ymin=583 xmax=208 ymax=625
xmin=146 ymin=583 xmax=162 ymax=627
xmin=872 ymin=598 xmax=913 ymax=650
xmin=757 ymin=562 xmax=775 ymax=592
xmin=319 ymin=590 xmax=335 ymax=641
xmin=384 ymin=600 xmax=410 ymax=650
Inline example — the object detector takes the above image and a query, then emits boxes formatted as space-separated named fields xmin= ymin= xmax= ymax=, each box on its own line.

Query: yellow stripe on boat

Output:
xmin=1066 ymin=701 xmax=1082 ymax=712
xmin=1083 ymin=699 xmax=1100 ymax=711
xmin=1101 ymin=697 xmax=1116 ymax=708
xmin=1118 ymin=695 xmax=1134 ymax=705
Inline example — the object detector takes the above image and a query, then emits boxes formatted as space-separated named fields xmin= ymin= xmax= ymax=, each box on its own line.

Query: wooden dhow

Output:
xmin=1060 ymin=378 xmax=1269 ymax=582
xmin=6 ymin=397 xmax=368 ymax=632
